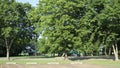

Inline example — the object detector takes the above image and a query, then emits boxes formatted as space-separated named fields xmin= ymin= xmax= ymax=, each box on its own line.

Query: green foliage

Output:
xmin=0 ymin=0 xmax=35 ymax=57
xmin=33 ymin=0 xmax=120 ymax=56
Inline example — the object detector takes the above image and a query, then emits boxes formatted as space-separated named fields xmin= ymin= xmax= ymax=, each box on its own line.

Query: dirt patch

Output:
xmin=1 ymin=64 xmax=119 ymax=68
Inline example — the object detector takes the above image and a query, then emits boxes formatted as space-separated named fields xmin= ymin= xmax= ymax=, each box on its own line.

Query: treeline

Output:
xmin=33 ymin=0 xmax=120 ymax=61
xmin=0 ymin=0 xmax=120 ymax=61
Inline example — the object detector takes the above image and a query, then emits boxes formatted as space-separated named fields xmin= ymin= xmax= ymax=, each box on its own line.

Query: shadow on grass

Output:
xmin=11 ymin=55 xmax=56 ymax=60
xmin=68 ymin=56 xmax=115 ymax=61
xmin=25 ymin=56 xmax=55 ymax=58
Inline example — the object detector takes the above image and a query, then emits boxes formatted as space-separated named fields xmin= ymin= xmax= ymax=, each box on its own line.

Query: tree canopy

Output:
xmin=33 ymin=0 xmax=120 ymax=60
xmin=0 ymin=0 xmax=120 ymax=61
xmin=0 ymin=0 xmax=35 ymax=60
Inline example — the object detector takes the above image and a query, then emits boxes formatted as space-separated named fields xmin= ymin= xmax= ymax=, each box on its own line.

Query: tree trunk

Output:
xmin=34 ymin=45 xmax=37 ymax=56
xmin=5 ymin=38 xmax=14 ymax=60
xmin=62 ymin=52 xmax=68 ymax=60
xmin=62 ymin=53 xmax=65 ymax=57
xmin=104 ymin=47 xmax=108 ymax=56
xmin=64 ymin=53 xmax=68 ymax=60
xmin=91 ymin=53 xmax=93 ymax=56
xmin=108 ymin=48 xmax=111 ymax=56
xmin=91 ymin=51 xmax=93 ymax=56
xmin=6 ymin=47 xmax=10 ymax=60
xmin=112 ymin=43 xmax=119 ymax=61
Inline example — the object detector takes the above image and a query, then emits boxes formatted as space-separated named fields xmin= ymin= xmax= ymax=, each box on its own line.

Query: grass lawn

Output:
xmin=0 ymin=59 xmax=71 ymax=64
xmin=82 ymin=60 xmax=120 ymax=67
xmin=0 ymin=56 xmax=71 ymax=64
xmin=0 ymin=56 xmax=120 ymax=67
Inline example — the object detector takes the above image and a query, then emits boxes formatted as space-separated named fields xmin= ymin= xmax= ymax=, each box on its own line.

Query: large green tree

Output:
xmin=34 ymin=0 xmax=120 ymax=60
xmin=34 ymin=0 xmax=93 ymax=57
xmin=0 ymin=0 xmax=32 ymax=60
xmin=98 ymin=0 xmax=120 ymax=61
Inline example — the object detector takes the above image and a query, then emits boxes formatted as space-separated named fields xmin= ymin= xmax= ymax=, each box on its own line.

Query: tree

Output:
xmin=33 ymin=0 xmax=120 ymax=61
xmin=34 ymin=0 xmax=93 ymax=58
xmin=0 ymin=0 xmax=32 ymax=60
xmin=91 ymin=0 xmax=120 ymax=60
xmin=100 ymin=0 xmax=120 ymax=61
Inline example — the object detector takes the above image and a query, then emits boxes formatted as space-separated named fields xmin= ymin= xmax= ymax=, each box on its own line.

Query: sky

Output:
xmin=16 ymin=0 xmax=39 ymax=7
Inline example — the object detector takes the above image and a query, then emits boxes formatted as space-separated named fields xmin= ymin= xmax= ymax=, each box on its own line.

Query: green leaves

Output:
xmin=33 ymin=0 xmax=120 ymax=56
xmin=0 ymin=0 xmax=35 ymax=58
xmin=2 ymin=27 xmax=12 ymax=37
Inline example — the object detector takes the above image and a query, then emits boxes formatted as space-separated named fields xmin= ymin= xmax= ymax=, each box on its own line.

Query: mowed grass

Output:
xmin=0 ymin=57 xmax=71 ymax=64
xmin=0 ymin=60 xmax=69 ymax=64
xmin=82 ymin=60 xmax=120 ymax=67
xmin=0 ymin=56 xmax=120 ymax=67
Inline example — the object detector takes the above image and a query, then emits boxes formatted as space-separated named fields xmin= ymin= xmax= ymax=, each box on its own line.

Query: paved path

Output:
xmin=1 ymin=64 xmax=119 ymax=68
